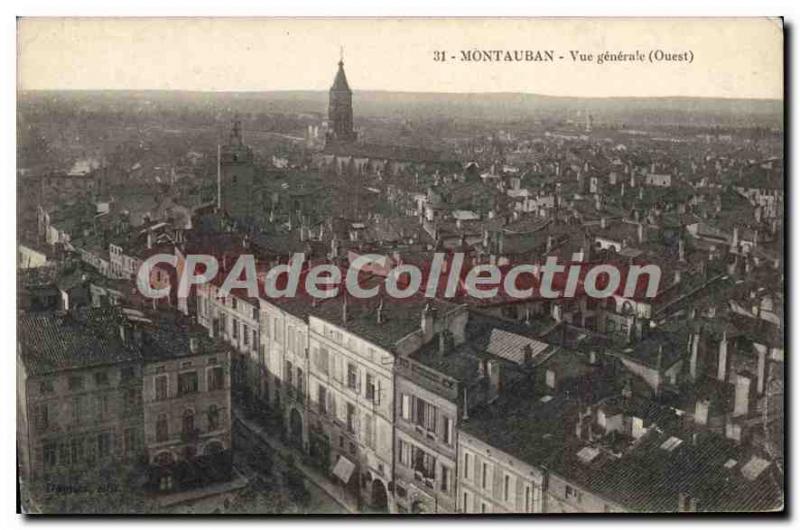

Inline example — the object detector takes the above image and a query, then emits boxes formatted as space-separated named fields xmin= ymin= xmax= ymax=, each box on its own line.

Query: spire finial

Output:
xmin=339 ymin=45 xmax=344 ymax=64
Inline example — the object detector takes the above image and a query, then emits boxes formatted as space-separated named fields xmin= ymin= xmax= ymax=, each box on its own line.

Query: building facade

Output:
xmin=306 ymin=311 xmax=395 ymax=511
xmin=17 ymin=312 xmax=144 ymax=483
xmin=457 ymin=430 xmax=546 ymax=514
xmin=196 ymin=282 xmax=260 ymax=401
xmin=141 ymin=324 xmax=233 ymax=492
xmin=393 ymin=356 xmax=460 ymax=514
xmin=259 ymin=297 xmax=311 ymax=447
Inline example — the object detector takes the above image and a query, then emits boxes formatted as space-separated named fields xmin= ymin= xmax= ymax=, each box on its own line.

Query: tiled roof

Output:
xmin=18 ymin=310 xmax=142 ymax=376
xmin=550 ymin=429 xmax=783 ymax=512
xmin=485 ymin=328 xmax=551 ymax=365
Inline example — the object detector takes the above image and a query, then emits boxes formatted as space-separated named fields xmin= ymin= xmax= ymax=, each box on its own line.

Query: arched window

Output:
xmin=156 ymin=414 xmax=168 ymax=442
xmin=207 ymin=405 xmax=219 ymax=431
xmin=182 ymin=409 xmax=195 ymax=435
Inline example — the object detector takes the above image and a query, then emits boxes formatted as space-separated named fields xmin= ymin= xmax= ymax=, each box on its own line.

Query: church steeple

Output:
xmin=332 ymin=59 xmax=351 ymax=92
xmin=327 ymin=51 xmax=356 ymax=144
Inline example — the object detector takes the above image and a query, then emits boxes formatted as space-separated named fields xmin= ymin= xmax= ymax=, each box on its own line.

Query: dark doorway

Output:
xmin=289 ymin=408 xmax=303 ymax=445
xmin=370 ymin=479 xmax=389 ymax=512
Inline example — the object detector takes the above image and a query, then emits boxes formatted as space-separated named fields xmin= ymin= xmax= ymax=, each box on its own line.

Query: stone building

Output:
xmin=258 ymin=295 xmax=312 ymax=448
xmin=393 ymin=352 xmax=462 ymax=514
xmin=17 ymin=310 xmax=144 ymax=483
xmin=457 ymin=429 xmax=546 ymax=514
xmin=196 ymin=281 xmax=260 ymax=401
xmin=305 ymin=290 xmax=463 ymax=512
xmin=18 ymin=306 xmax=234 ymax=496
xmin=395 ymin=313 xmax=554 ymax=514
xmin=140 ymin=311 xmax=233 ymax=492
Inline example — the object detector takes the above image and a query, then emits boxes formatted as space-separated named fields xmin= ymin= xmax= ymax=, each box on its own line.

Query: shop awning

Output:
xmin=332 ymin=455 xmax=356 ymax=484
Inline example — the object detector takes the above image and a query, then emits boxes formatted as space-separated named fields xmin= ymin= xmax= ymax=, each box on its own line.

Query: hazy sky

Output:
xmin=17 ymin=17 xmax=783 ymax=99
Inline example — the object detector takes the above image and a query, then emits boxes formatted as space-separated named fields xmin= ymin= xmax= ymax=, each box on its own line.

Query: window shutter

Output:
xmin=376 ymin=379 xmax=382 ymax=405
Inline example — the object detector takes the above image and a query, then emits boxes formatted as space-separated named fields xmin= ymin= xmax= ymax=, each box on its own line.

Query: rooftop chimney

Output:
xmin=522 ymin=344 xmax=533 ymax=366
xmin=733 ymin=373 xmax=751 ymax=417
xmin=717 ymin=331 xmax=728 ymax=382
xmin=421 ymin=303 xmax=436 ymax=344
xmin=376 ymin=298 xmax=385 ymax=324
xmin=694 ymin=397 xmax=710 ymax=426
xmin=689 ymin=331 xmax=700 ymax=381
xmin=438 ymin=331 xmax=449 ymax=356
xmin=487 ymin=360 xmax=501 ymax=402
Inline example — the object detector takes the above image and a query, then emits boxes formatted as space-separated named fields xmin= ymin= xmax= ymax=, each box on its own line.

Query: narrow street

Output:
xmin=233 ymin=410 xmax=350 ymax=514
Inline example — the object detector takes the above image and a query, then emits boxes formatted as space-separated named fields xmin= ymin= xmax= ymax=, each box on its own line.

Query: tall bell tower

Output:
xmin=326 ymin=50 xmax=357 ymax=144
xmin=218 ymin=119 xmax=255 ymax=220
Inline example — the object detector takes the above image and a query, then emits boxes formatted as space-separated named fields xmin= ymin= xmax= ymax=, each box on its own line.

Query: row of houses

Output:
xmin=195 ymin=270 xmax=782 ymax=513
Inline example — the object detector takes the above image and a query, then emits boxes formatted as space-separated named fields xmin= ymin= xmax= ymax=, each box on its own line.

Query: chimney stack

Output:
xmin=694 ymin=398 xmax=710 ymax=425
xmin=689 ymin=331 xmax=700 ymax=380
xmin=376 ymin=298 xmax=385 ymax=324
xmin=487 ymin=360 xmax=501 ymax=402
xmin=733 ymin=372 xmax=751 ymax=417
xmin=421 ymin=303 xmax=436 ymax=344
xmin=717 ymin=331 xmax=728 ymax=382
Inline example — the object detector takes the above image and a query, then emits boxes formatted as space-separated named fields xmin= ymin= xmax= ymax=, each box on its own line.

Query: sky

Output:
xmin=17 ymin=17 xmax=783 ymax=99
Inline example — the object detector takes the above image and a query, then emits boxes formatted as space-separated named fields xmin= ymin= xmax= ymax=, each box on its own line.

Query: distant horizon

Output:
xmin=18 ymin=87 xmax=783 ymax=103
